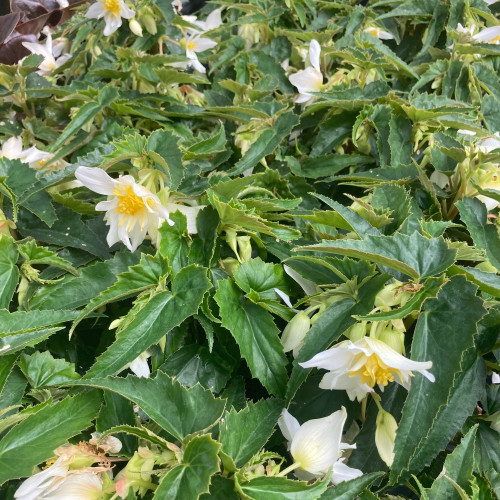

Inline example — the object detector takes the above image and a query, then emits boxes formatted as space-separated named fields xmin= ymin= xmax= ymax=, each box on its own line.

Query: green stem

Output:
xmin=277 ymin=462 xmax=302 ymax=477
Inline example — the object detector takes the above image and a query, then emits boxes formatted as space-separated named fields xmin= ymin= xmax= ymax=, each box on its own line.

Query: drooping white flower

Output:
xmin=473 ymin=25 xmax=500 ymax=44
xmin=300 ymin=336 xmax=434 ymax=402
xmin=40 ymin=472 xmax=104 ymax=500
xmin=22 ymin=33 xmax=71 ymax=76
xmin=15 ymin=444 xmax=104 ymax=500
xmin=182 ymin=34 xmax=218 ymax=73
xmin=15 ymin=459 xmax=68 ymax=500
xmin=289 ymin=39 xmax=323 ymax=104
xmin=278 ymin=407 xmax=363 ymax=484
xmin=21 ymin=146 xmax=69 ymax=171
xmin=364 ymin=27 xmax=394 ymax=40
xmin=75 ymin=166 xmax=174 ymax=252
xmin=85 ymin=0 xmax=135 ymax=37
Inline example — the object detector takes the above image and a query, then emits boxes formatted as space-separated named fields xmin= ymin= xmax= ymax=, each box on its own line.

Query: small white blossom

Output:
xmin=300 ymin=336 xmax=434 ymax=402
xmin=289 ymin=40 xmax=323 ymax=104
xmin=85 ymin=0 xmax=135 ymax=36
xmin=0 ymin=137 xmax=24 ymax=160
xmin=75 ymin=166 xmax=173 ymax=252
xmin=22 ymin=33 xmax=71 ymax=76
xmin=278 ymin=407 xmax=363 ymax=483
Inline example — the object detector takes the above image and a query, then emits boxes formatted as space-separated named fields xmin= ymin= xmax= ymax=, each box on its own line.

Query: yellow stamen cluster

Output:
xmin=114 ymin=185 xmax=144 ymax=216
xmin=104 ymin=0 xmax=121 ymax=16
xmin=350 ymin=354 xmax=399 ymax=387
xmin=187 ymin=40 xmax=197 ymax=51
xmin=490 ymin=35 xmax=500 ymax=43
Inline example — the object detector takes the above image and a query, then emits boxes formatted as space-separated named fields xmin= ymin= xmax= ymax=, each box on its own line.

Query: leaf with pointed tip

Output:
xmin=153 ymin=434 xmax=220 ymax=500
xmin=215 ymin=278 xmax=288 ymax=398
xmin=0 ymin=309 xmax=79 ymax=354
xmin=299 ymin=232 xmax=457 ymax=281
xmin=66 ymin=372 xmax=225 ymax=441
xmin=0 ymin=391 xmax=101 ymax=484
xmin=84 ymin=264 xmax=211 ymax=378
xmin=219 ymin=398 xmax=282 ymax=467
xmin=70 ymin=253 xmax=168 ymax=334
xmin=319 ymin=472 xmax=385 ymax=500
xmin=390 ymin=276 xmax=486 ymax=483
xmin=0 ymin=236 xmax=19 ymax=309
xmin=456 ymin=197 xmax=500 ymax=271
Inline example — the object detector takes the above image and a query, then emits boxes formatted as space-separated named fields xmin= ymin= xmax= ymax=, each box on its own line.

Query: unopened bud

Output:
xmin=237 ymin=236 xmax=252 ymax=263
xmin=374 ymin=325 xmax=406 ymax=355
xmin=129 ymin=19 xmax=143 ymax=37
xmin=375 ymin=409 xmax=397 ymax=467
xmin=344 ymin=322 xmax=367 ymax=342
xmin=142 ymin=14 xmax=157 ymax=35
xmin=281 ymin=311 xmax=311 ymax=355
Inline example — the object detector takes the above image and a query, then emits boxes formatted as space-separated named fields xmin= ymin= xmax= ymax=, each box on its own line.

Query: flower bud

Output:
xmin=344 ymin=322 xmax=367 ymax=342
xmin=220 ymin=257 xmax=240 ymax=277
xmin=237 ymin=236 xmax=252 ymax=263
xmin=142 ymin=14 xmax=157 ymax=35
xmin=371 ymin=322 xmax=406 ymax=355
xmin=281 ymin=311 xmax=311 ymax=356
xmin=375 ymin=281 xmax=411 ymax=310
xmin=129 ymin=19 xmax=143 ymax=37
xmin=375 ymin=409 xmax=398 ymax=467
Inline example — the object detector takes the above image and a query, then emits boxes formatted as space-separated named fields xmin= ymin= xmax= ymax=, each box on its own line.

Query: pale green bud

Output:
xmin=220 ymin=257 xmax=240 ymax=277
xmin=375 ymin=281 xmax=411 ymax=310
xmin=476 ymin=260 xmax=497 ymax=273
xmin=375 ymin=409 xmax=397 ymax=467
xmin=129 ymin=18 xmax=143 ymax=37
xmin=371 ymin=322 xmax=406 ymax=355
xmin=142 ymin=14 xmax=157 ymax=35
xmin=237 ymin=236 xmax=252 ymax=263
xmin=281 ymin=311 xmax=311 ymax=355
xmin=344 ymin=322 xmax=367 ymax=342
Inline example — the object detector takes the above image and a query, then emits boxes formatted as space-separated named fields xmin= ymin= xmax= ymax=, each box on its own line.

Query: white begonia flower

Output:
xmin=85 ymin=0 xmax=135 ymax=37
xmin=75 ymin=166 xmax=174 ymax=252
xmin=278 ymin=407 xmax=363 ymax=484
xmin=0 ymin=139 xmax=68 ymax=171
xmin=184 ymin=34 xmax=218 ymax=73
xmin=289 ymin=39 xmax=323 ymax=104
xmin=300 ymin=336 xmax=435 ymax=402
xmin=22 ymin=33 xmax=71 ymax=76
xmin=364 ymin=27 xmax=394 ymax=40
xmin=38 ymin=472 xmax=104 ymax=500
xmin=15 ymin=459 xmax=68 ymax=500
xmin=15 ymin=443 xmax=104 ymax=500
xmin=473 ymin=25 xmax=500 ymax=44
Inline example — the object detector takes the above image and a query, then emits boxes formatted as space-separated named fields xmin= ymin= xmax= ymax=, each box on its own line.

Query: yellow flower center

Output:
xmin=36 ymin=159 xmax=48 ymax=169
xmin=490 ymin=34 xmax=500 ymax=43
xmin=104 ymin=0 xmax=121 ymax=16
xmin=366 ymin=28 xmax=379 ymax=37
xmin=114 ymin=185 xmax=145 ymax=215
xmin=42 ymin=457 xmax=58 ymax=469
xmin=187 ymin=40 xmax=197 ymax=51
xmin=350 ymin=354 xmax=398 ymax=387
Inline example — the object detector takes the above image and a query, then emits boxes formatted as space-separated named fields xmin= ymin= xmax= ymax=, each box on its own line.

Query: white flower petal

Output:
xmin=364 ymin=337 xmax=433 ymax=373
xmin=46 ymin=473 xmax=102 ymax=500
xmin=75 ymin=166 xmax=116 ymax=195
xmin=85 ymin=2 xmax=105 ymax=19
xmin=283 ymin=265 xmax=318 ymax=296
xmin=289 ymin=67 xmax=323 ymax=94
xmin=128 ymin=354 xmax=150 ymax=378
xmin=331 ymin=461 xmax=363 ymax=484
xmin=103 ymin=13 xmax=123 ymax=36
xmin=191 ymin=36 xmax=218 ymax=52
xmin=166 ymin=203 xmax=204 ymax=234
xmin=309 ymin=39 xmax=321 ymax=73
xmin=319 ymin=371 xmax=372 ymax=401
xmin=274 ymin=288 xmax=293 ymax=308
xmin=278 ymin=409 xmax=301 ymax=444
xmin=299 ymin=341 xmax=353 ymax=371
xmin=290 ymin=408 xmax=346 ymax=475
xmin=473 ymin=26 xmax=500 ymax=43
xmin=1 ymin=137 xmax=23 ymax=159
xmin=205 ymin=8 xmax=223 ymax=30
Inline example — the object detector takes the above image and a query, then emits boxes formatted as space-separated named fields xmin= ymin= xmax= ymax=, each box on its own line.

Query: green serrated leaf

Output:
xmin=67 ymin=372 xmax=225 ymax=441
